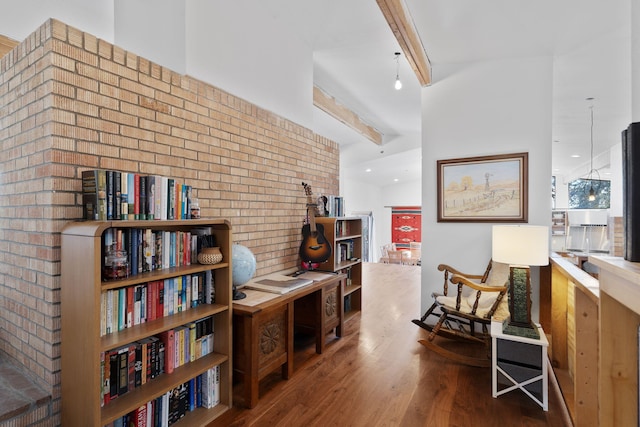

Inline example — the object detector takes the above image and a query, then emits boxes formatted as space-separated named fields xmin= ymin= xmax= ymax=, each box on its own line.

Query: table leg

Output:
xmin=315 ymin=287 xmax=324 ymax=354
xmin=283 ymin=301 xmax=294 ymax=379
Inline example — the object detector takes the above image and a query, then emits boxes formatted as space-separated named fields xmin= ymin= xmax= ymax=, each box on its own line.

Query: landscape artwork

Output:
xmin=437 ymin=152 xmax=528 ymax=223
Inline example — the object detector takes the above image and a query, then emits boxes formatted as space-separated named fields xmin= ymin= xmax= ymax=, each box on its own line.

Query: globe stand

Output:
xmin=233 ymin=285 xmax=246 ymax=300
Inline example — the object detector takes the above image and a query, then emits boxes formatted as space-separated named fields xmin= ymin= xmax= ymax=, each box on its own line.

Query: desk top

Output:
xmin=233 ymin=271 xmax=345 ymax=316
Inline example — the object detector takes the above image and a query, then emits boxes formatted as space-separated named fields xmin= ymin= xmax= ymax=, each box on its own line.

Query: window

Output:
xmin=568 ymin=178 xmax=610 ymax=209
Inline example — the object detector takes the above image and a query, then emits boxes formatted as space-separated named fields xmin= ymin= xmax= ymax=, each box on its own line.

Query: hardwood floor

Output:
xmin=209 ymin=263 xmax=570 ymax=427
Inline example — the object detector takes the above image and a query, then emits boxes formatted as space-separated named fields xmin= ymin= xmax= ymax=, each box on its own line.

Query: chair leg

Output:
xmin=428 ymin=312 xmax=447 ymax=342
xmin=420 ymin=302 xmax=439 ymax=322
xmin=411 ymin=301 xmax=441 ymax=331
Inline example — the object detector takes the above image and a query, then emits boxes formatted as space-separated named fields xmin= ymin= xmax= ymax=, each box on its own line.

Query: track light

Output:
xmin=394 ymin=52 xmax=402 ymax=90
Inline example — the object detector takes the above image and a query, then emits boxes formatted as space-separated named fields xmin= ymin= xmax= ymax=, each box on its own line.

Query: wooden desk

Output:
xmin=232 ymin=273 xmax=345 ymax=408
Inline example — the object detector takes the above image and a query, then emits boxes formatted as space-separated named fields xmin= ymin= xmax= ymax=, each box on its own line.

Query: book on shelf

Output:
xmin=120 ymin=172 xmax=128 ymax=220
xmin=243 ymin=273 xmax=313 ymax=294
xmin=81 ymin=169 xmax=107 ymax=220
xmin=114 ymin=171 xmax=122 ymax=220
xmin=106 ymin=170 xmax=115 ymax=220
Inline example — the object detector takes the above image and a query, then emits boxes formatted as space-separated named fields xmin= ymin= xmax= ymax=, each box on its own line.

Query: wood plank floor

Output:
xmin=209 ymin=263 xmax=571 ymax=427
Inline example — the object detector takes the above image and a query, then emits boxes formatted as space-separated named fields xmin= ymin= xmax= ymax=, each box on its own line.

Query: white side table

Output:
xmin=491 ymin=320 xmax=549 ymax=411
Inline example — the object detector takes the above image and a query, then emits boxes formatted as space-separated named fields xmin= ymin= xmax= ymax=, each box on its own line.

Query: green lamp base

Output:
xmin=502 ymin=317 xmax=540 ymax=339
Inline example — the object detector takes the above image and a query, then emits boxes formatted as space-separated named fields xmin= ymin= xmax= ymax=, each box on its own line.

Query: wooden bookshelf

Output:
xmin=314 ymin=217 xmax=363 ymax=321
xmin=61 ymin=219 xmax=232 ymax=426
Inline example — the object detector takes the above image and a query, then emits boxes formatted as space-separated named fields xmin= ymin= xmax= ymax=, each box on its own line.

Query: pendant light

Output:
xmin=394 ymin=52 xmax=402 ymax=90
xmin=585 ymin=98 xmax=599 ymax=202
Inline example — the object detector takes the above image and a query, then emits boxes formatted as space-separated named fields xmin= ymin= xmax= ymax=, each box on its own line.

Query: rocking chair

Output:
xmin=412 ymin=260 xmax=510 ymax=367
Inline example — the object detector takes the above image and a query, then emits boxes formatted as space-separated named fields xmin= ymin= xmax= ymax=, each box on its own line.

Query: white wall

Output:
xmin=0 ymin=0 xmax=114 ymax=41
xmin=114 ymin=0 xmax=186 ymax=74
xmin=421 ymin=56 xmax=554 ymax=320
xmin=184 ymin=0 xmax=314 ymax=130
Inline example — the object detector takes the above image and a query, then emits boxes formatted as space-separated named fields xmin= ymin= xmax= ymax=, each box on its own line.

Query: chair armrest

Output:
xmin=450 ymin=274 xmax=507 ymax=293
xmin=437 ymin=264 xmax=485 ymax=281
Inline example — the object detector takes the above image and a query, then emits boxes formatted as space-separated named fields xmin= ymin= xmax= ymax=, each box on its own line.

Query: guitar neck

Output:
xmin=306 ymin=204 xmax=318 ymax=232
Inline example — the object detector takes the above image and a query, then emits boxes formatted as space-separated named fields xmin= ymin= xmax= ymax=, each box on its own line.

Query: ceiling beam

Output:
xmin=376 ymin=0 xmax=432 ymax=87
xmin=313 ymin=86 xmax=383 ymax=145
xmin=0 ymin=34 xmax=19 ymax=58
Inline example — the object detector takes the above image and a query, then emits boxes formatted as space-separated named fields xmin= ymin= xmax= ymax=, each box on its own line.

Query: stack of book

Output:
xmin=82 ymin=169 xmax=194 ymax=221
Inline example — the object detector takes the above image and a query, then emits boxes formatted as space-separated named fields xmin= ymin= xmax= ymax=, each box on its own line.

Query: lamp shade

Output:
xmin=492 ymin=225 xmax=549 ymax=266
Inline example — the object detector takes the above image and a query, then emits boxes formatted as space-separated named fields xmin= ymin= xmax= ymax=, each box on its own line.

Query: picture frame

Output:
xmin=437 ymin=152 xmax=528 ymax=223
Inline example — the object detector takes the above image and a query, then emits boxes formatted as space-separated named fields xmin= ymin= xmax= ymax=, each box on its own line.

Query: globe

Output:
xmin=231 ymin=244 xmax=256 ymax=300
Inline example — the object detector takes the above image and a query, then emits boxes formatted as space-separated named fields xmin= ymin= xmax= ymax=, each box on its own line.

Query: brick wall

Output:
xmin=0 ymin=19 xmax=340 ymax=423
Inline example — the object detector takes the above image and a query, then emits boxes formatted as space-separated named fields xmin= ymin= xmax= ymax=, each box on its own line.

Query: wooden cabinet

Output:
xmin=61 ymin=219 xmax=232 ymax=426
xmin=551 ymin=210 xmax=567 ymax=252
xmin=315 ymin=217 xmax=363 ymax=320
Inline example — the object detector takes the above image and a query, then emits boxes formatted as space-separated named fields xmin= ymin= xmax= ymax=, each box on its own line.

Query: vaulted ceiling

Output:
xmin=1 ymin=1 xmax=629 ymax=188
xmin=308 ymin=0 xmax=629 ymax=186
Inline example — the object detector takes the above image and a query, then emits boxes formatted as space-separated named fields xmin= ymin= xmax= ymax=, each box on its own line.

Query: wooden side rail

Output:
xmin=548 ymin=253 xmax=599 ymax=427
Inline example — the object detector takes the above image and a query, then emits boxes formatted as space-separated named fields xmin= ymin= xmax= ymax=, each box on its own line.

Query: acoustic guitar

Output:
xmin=299 ymin=182 xmax=332 ymax=264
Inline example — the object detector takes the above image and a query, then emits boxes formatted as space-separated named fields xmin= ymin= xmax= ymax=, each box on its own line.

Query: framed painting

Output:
xmin=437 ymin=152 xmax=528 ymax=223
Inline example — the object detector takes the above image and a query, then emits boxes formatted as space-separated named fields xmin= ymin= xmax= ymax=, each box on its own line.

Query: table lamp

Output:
xmin=492 ymin=225 xmax=549 ymax=339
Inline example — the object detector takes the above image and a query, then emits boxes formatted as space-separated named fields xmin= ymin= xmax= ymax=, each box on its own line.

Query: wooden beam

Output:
xmin=0 ymin=34 xmax=19 ymax=58
xmin=377 ymin=0 xmax=432 ymax=87
xmin=313 ymin=86 xmax=383 ymax=145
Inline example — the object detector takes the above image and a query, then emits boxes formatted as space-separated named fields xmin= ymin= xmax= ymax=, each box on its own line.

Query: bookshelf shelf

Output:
xmin=101 ymin=263 xmax=230 ymax=291
xmin=100 ymin=304 xmax=228 ymax=352
xmin=315 ymin=217 xmax=363 ymax=320
xmin=335 ymin=233 xmax=362 ymax=242
xmin=61 ymin=219 xmax=233 ymax=426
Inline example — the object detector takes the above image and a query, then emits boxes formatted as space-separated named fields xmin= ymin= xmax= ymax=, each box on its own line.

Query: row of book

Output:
xmin=103 ymin=228 xmax=198 ymax=279
xmin=327 ymin=195 xmax=345 ymax=217
xmin=336 ymin=240 xmax=357 ymax=264
xmin=335 ymin=219 xmax=353 ymax=237
xmin=101 ymin=272 xmax=214 ymax=336
xmin=105 ymin=366 xmax=221 ymax=427
xmin=341 ymin=266 xmax=354 ymax=288
xmin=82 ymin=169 xmax=195 ymax=221
xmin=101 ymin=316 xmax=215 ymax=406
